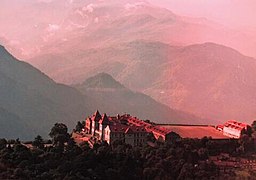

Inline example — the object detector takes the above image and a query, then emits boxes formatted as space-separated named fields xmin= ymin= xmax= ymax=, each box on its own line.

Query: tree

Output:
xmin=32 ymin=135 xmax=44 ymax=149
xmin=177 ymin=163 xmax=194 ymax=180
xmin=49 ymin=123 xmax=70 ymax=148
xmin=252 ymin=121 xmax=256 ymax=131
xmin=241 ymin=126 xmax=253 ymax=137
xmin=0 ymin=138 xmax=7 ymax=150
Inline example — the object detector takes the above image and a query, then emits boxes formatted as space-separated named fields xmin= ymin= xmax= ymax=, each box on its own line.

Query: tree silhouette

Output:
xmin=0 ymin=138 xmax=7 ymax=150
xmin=32 ymin=135 xmax=44 ymax=149
xmin=49 ymin=123 xmax=70 ymax=149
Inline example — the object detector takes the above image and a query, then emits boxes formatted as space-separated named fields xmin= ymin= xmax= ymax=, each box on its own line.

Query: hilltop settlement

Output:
xmin=78 ymin=110 xmax=251 ymax=147
xmin=1 ymin=110 xmax=256 ymax=179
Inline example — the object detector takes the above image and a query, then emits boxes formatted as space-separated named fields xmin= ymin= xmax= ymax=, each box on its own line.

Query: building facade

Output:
xmin=84 ymin=111 xmax=174 ymax=146
xmin=217 ymin=120 xmax=249 ymax=138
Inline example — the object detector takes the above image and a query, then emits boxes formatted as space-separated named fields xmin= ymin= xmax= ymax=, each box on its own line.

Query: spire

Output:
xmin=94 ymin=110 xmax=100 ymax=116
xmin=92 ymin=110 xmax=102 ymax=121
xmin=99 ymin=113 xmax=110 ymax=124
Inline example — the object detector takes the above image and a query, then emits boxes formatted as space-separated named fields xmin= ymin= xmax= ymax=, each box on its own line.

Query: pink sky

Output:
xmin=148 ymin=0 xmax=256 ymax=28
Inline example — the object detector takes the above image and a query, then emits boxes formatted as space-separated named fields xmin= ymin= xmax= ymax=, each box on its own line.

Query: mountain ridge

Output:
xmin=80 ymin=72 xmax=125 ymax=89
xmin=0 ymin=45 xmax=89 ymax=139
xmin=75 ymin=72 xmax=209 ymax=124
xmin=31 ymin=40 xmax=256 ymax=123
xmin=1 ymin=0 xmax=256 ymax=59
xmin=0 ymin=46 xmax=206 ymax=139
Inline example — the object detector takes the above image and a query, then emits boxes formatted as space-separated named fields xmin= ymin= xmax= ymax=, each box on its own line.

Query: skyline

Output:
xmin=1 ymin=0 xmax=256 ymax=128
xmin=148 ymin=0 xmax=256 ymax=28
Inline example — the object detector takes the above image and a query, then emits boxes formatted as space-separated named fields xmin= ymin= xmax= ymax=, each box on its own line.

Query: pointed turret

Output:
xmin=92 ymin=110 xmax=102 ymax=121
xmin=99 ymin=113 xmax=110 ymax=125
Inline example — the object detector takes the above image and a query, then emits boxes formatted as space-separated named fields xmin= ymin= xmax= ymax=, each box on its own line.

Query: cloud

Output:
xmin=69 ymin=21 xmax=89 ymax=29
xmin=125 ymin=2 xmax=146 ymax=10
xmin=75 ymin=9 xmax=85 ymax=17
xmin=47 ymin=24 xmax=60 ymax=32
xmin=82 ymin=3 xmax=96 ymax=13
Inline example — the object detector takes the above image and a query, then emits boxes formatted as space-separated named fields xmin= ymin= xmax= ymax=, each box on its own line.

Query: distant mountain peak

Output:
xmin=81 ymin=72 xmax=125 ymax=89
xmin=188 ymin=42 xmax=233 ymax=50
xmin=184 ymin=42 xmax=247 ymax=58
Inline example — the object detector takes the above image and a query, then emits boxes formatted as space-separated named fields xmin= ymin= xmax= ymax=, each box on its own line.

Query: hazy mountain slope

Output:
xmin=0 ymin=107 xmax=29 ymax=139
xmin=148 ymin=42 xmax=256 ymax=123
xmin=1 ymin=0 xmax=256 ymax=60
xmin=0 ymin=45 xmax=89 ymax=139
xmin=75 ymin=73 xmax=207 ymax=124
xmin=33 ymin=41 xmax=256 ymax=123
xmin=31 ymin=40 xmax=173 ymax=85
xmin=0 ymin=45 xmax=206 ymax=139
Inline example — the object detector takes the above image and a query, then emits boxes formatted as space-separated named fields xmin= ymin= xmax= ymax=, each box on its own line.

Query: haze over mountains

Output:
xmin=74 ymin=72 xmax=203 ymax=124
xmin=1 ymin=0 xmax=256 ymax=59
xmin=0 ymin=0 xmax=256 ymax=132
xmin=0 ymin=45 xmax=88 ymax=139
xmin=0 ymin=46 xmax=203 ymax=139
xmin=31 ymin=40 xmax=256 ymax=123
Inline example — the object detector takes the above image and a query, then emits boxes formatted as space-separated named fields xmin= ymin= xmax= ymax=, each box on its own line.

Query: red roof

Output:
xmin=223 ymin=120 xmax=248 ymax=131
xmin=108 ymin=124 xmax=127 ymax=133
xmin=125 ymin=127 xmax=133 ymax=134
xmin=129 ymin=126 xmax=146 ymax=133
xmin=145 ymin=125 xmax=170 ymax=136
xmin=87 ymin=110 xmax=168 ymax=135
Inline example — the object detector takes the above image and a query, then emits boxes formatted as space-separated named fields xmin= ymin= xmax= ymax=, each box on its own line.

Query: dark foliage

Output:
xmin=0 ymin=123 xmax=256 ymax=179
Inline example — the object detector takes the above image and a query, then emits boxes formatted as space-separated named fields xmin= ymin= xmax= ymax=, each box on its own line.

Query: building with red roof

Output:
xmin=217 ymin=120 xmax=250 ymax=138
xmin=85 ymin=111 xmax=148 ymax=146
xmin=86 ymin=111 xmax=243 ymax=145
xmin=85 ymin=110 xmax=102 ymax=136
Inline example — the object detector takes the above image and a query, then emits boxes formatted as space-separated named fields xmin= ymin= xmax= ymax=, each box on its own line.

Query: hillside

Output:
xmin=0 ymin=46 xmax=206 ymax=139
xmin=1 ymin=0 xmax=255 ymax=60
xmin=0 ymin=45 xmax=89 ymax=139
xmin=0 ymin=107 xmax=29 ymax=139
xmin=82 ymin=73 xmax=125 ymax=89
xmin=141 ymin=42 xmax=256 ymax=122
xmin=33 ymin=41 xmax=256 ymax=123
xmin=75 ymin=73 xmax=207 ymax=124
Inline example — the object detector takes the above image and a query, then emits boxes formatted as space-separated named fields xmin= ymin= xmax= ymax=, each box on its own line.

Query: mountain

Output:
xmin=33 ymin=41 xmax=256 ymax=123
xmin=148 ymin=42 xmax=256 ymax=123
xmin=74 ymin=72 xmax=207 ymax=124
xmin=123 ymin=42 xmax=256 ymax=123
xmin=1 ymin=0 xmax=256 ymax=60
xmin=0 ymin=45 xmax=89 ymax=139
xmin=1 ymin=0 xmax=256 ymax=125
xmin=82 ymin=73 xmax=125 ymax=89
xmin=0 ymin=46 xmax=206 ymax=139
xmin=0 ymin=107 xmax=28 ymax=139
